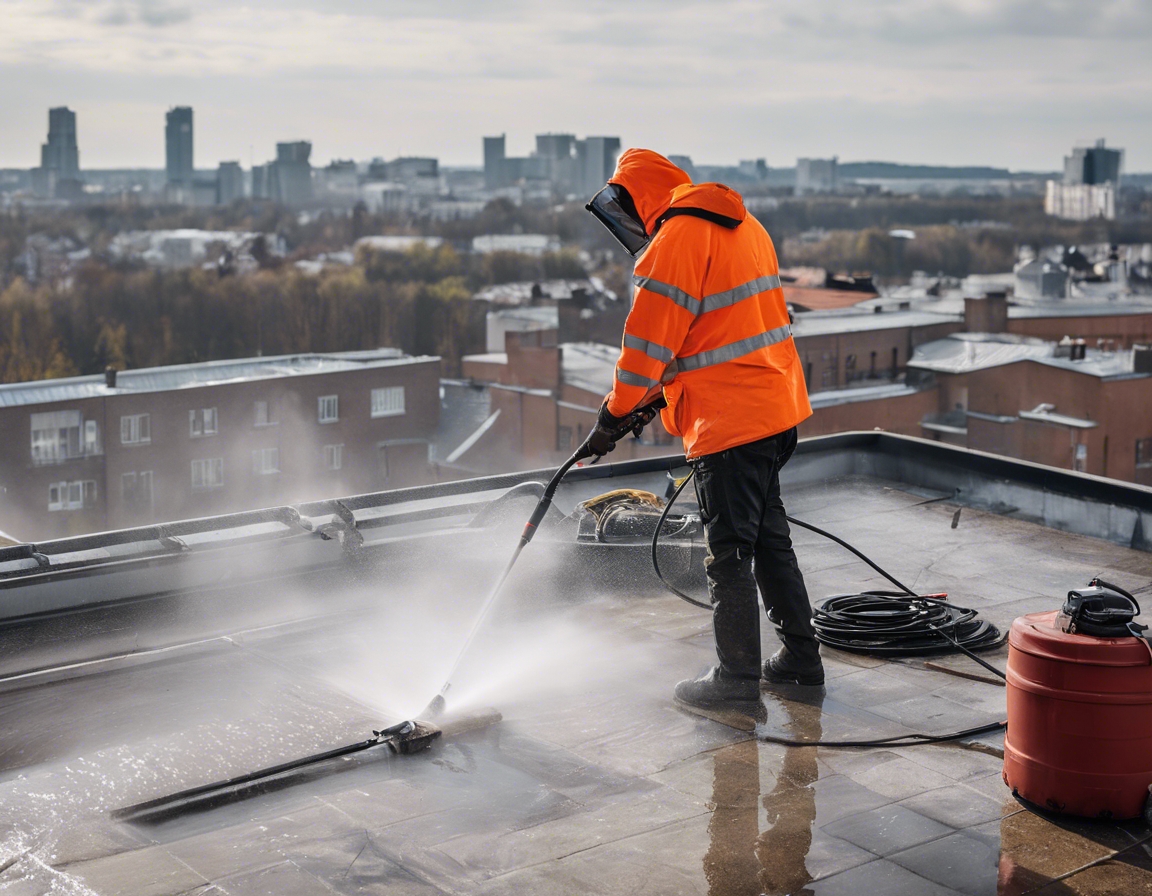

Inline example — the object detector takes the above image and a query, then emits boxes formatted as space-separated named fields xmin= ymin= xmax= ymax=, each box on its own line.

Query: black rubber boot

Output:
xmin=674 ymin=666 xmax=762 ymax=714
xmin=761 ymin=647 xmax=825 ymax=687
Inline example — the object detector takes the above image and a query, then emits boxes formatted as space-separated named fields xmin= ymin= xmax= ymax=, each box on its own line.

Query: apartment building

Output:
xmin=0 ymin=349 xmax=440 ymax=540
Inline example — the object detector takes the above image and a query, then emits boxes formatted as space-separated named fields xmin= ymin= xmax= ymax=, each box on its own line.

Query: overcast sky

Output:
xmin=2 ymin=0 xmax=1149 ymax=171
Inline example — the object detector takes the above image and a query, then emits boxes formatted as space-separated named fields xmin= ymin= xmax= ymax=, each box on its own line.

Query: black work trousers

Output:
xmin=692 ymin=428 xmax=819 ymax=680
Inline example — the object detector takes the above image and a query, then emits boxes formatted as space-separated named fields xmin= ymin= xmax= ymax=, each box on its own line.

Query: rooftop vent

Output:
xmin=1135 ymin=344 xmax=1152 ymax=374
xmin=1070 ymin=339 xmax=1087 ymax=362
xmin=105 ymin=366 xmax=117 ymax=388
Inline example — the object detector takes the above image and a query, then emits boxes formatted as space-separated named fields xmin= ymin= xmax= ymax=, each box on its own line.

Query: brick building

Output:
xmin=457 ymin=331 xmax=674 ymax=473
xmin=0 ymin=350 xmax=440 ymax=540
xmin=908 ymin=334 xmax=1152 ymax=485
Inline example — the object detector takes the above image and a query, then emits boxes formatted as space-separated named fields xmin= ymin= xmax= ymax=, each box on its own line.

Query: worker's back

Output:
xmin=606 ymin=163 xmax=812 ymax=458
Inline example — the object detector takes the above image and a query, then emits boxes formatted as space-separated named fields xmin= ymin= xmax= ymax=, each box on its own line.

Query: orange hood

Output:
xmin=608 ymin=149 xmax=692 ymax=233
xmin=608 ymin=148 xmax=746 ymax=233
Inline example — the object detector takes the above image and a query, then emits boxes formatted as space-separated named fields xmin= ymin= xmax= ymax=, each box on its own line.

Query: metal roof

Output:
xmin=0 ymin=349 xmax=435 ymax=408
xmin=561 ymin=342 xmax=618 ymax=395
xmin=909 ymin=333 xmax=1145 ymax=379
xmin=791 ymin=309 xmax=960 ymax=337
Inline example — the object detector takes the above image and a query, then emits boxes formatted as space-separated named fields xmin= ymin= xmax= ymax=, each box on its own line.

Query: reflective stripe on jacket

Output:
xmin=605 ymin=150 xmax=812 ymax=458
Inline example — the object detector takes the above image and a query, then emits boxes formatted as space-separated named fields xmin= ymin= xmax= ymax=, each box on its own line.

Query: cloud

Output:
xmin=0 ymin=0 xmax=1148 ymax=169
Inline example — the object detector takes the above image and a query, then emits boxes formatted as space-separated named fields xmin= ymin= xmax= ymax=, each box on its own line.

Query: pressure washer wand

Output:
xmin=425 ymin=395 xmax=666 ymax=716
xmin=425 ymin=448 xmax=589 ymax=715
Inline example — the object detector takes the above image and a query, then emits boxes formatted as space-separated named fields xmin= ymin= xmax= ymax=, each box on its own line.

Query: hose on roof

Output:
xmin=651 ymin=468 xmax=1005 ymax=680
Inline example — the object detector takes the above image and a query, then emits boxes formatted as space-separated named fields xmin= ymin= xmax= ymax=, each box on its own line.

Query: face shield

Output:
xmin=585 ymin=184 xmax=649 ymax=257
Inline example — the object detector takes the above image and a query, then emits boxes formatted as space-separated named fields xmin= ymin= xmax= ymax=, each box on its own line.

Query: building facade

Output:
xmin=0 ymin=350 xmax=440 ymax=541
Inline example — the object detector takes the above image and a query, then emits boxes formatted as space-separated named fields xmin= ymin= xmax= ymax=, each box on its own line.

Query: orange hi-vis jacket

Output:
xmin=605 ymin=149 xmax=812 ymax=459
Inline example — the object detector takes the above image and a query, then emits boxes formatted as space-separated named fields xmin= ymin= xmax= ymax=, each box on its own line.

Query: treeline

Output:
xmin=780 ymin=217 xmax=1152 ymax=279
xmin=0 ymin=245 xmax=596 ymax=384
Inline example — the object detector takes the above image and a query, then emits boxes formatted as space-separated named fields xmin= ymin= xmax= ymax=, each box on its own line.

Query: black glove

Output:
xmin=582 ymin=403 xmax=628 ymax=458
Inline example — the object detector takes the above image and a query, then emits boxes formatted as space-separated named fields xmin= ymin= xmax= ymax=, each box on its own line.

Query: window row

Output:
xmin=114 ymin=387 xmax=406 ymax=446
xmin=191 ymin=445 xmax=345 ymax=489
xmin=48 ymin=479 xmax=97 ymax=511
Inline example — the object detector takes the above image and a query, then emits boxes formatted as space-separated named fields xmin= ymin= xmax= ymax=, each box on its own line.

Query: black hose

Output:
xmin=758 ymin=719 xmax=1006 ymax=749
xmin=651 ymin=473 xmax=711 ymax=610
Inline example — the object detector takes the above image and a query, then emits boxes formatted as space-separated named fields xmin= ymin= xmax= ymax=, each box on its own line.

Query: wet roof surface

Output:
xmin=1 ymin=469 xmax=1151 ymax=894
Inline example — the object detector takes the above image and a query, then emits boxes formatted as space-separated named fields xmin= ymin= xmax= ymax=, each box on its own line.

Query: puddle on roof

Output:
xmin=694 ymin=686 xmax=1151 ymax=896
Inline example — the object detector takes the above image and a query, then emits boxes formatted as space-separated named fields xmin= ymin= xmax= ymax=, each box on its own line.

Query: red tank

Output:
xmin=1003 ymin=611 xmax=1152 ymax=819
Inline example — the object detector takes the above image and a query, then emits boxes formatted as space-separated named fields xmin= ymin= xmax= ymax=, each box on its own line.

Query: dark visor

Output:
xmin=585 ymin=184 xmax=649 ymax=257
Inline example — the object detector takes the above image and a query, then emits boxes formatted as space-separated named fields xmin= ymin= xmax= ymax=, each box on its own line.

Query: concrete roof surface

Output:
xmin=1 ymin=455 xmax=1150 ymax=894
xmin=0 ymin=349 xmax=435 ymax=408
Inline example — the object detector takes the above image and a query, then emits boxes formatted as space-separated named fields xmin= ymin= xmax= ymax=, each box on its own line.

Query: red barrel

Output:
xmin=1003 ymin=610 xmax=1152 ymax=819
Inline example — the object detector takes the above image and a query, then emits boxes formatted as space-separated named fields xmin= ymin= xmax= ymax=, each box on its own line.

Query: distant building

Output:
xmin=471 ymin=234 xmax=561 ymax=255
xmin=216 ymin=161 xmax=244 ymax=205
xmin=738 ymin=159 xmax=769 ymax=181
xmin=483 ymin=135 xmax=506 ymax=190
xmin=317 ymin=159 xmax=359 ymax=201
xmin=32 ymin=107 xmax=82 ymax=199
xmin=577 ymin=136 xmax=622 ymax=196
xmin=481 ymin=133 xmax=621 ymax=198
xmin=1046 ymin=139 xmax=1123 ymax=221
xmin=0 ymin=349 xmax=441 ymax=539
xmin=264 ymin=141 xmax=313 ymax=206
xmin=667 ymin=155 xmax=700 ymax=182
xmin=1045 ymin=181 xmax=1116 ymax=221
xmin=1064 ymin=139 xmax=1123 ymax=186
xmin=796 ymin=157 xmax=838 ymax=195
xmin=165 ymin=107 xmax=194 ymax=199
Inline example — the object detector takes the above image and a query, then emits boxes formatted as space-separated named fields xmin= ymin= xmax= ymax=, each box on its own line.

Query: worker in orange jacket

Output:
xmin=583 ymin=149 xmax=821 ymax=717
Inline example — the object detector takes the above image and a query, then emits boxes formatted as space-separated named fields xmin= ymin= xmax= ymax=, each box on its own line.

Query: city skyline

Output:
xmin=2 ymin=0 xmax=1150 ymax=171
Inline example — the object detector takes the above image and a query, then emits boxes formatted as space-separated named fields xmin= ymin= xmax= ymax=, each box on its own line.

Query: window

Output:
xmin=845 ymin=354 xmax=857 ymax=381
xmin=31 ymin=410 xmax=91 ymax=464
xmin=254 ymin=400 xmax=276 ymax=427
xmin=1137 ymin=438 xmax=1152 ymax=468
xmin=323 ymin=444 xmax=343 ymax=471
xmin=190 ymin=408 xmax=218 ymax=437
xmin=318 ymin=395 xmax=339 ymax=423
xmin=869 ymin=351 xmax=877 ymax=378
xmin=122 ymin=471 xmax=153 ymax=512
xmin=371 ymin=386 xmax=405 ymax=418
xmin=891 ymin=347 xmax=899 ymax=375
xmin=85 ymin=420 xmax=100 ymax=454
xmin=120 ymin=414 xmax=151 ymax=445
xmin=191 ymin=458 xmax=224 ymax=490
xmin=252 ymin=447 xmax=280 ymax=475
xmin=557 ymin=426 xmax=573 ymax=452
xmin=48 ymin=479 xmax=96 ymax=511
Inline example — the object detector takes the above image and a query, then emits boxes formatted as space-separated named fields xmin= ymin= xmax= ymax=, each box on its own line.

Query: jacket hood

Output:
xmin=608 ymin=148 xmax=693 ymax=234
xmin=608 ymin=149 xmax=747 ymax=233
xmin=667 ymin=182 xmax=747 ymax=228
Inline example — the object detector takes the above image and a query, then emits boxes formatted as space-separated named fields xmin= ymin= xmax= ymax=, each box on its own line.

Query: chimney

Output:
xmin=1134 ymin=344 xmax=1152 ymax=374
xmin=105 ymin=366 xmax=118 ymax=388
xmin=963 ymin=292 xmax=1008 ymax=334
xmin=1070 ymin=339 xmax=1087 ymax=362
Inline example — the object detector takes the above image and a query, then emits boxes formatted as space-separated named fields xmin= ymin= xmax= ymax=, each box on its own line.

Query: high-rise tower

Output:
xmin=165 ymin=107 xmax=194 ymax=189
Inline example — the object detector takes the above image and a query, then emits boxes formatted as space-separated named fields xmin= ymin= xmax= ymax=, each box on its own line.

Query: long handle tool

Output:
xmin=423 ymin=396 xmax=665 ymax=717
